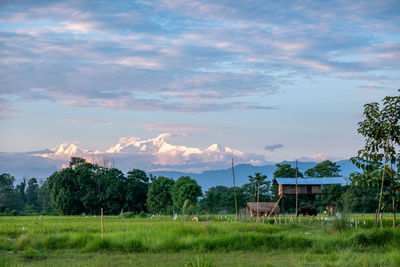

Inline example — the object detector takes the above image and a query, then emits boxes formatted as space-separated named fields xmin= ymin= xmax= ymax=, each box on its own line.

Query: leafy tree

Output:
xmin=38 ymin=180 xmax=54 ymax=214
xmin=16 ymin=179 xmax=27 ymax=204
xmin=0 ymin=173 xmax=25 ymax=212
xmin=147 ymin=176 xmax=175 ymax=214
xmin=48 ymin=168 xmax=83 ymax=215
xmin=98 ymin=167 xmax=126 ymax=214
xmin=125 ymin=169 xmax=149 ymax=213
xmin=244 ymin=173 xmax=272 ymax=202
xmin=352 ymin=90 xmax=400 ymax=227
xmin=305 ymin=160 xmax=341 ymax=177
xmin=321 ymin=184 xmax=345 ymax=204
xmin=26 ymin=178 xmax=40 ymax=212
xmin=172 ymin=176 xmax=202 ymax=213
xmin=199 ymin=185 xmax=233 ymax=214
xmin=273 ymin=164 xmax=303 ymax=178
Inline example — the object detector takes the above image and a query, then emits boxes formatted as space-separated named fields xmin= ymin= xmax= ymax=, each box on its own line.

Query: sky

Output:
xmin=0 ymin=0 xmax=399 ymax=173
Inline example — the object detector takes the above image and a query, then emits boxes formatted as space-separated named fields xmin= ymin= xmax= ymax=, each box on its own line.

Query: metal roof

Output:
xmin=274 ymin=177 xmax=348 ymax=186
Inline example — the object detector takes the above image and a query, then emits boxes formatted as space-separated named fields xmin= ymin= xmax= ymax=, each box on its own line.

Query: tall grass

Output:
xmin=0 ymin=215 xmax=399 ymax=255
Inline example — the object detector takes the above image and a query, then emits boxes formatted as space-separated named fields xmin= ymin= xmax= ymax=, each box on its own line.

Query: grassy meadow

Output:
xmin=1 ymin=214 xmax=400 ymax=266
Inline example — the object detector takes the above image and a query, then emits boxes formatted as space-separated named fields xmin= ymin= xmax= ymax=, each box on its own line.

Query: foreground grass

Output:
xmin=0 ymin=215 xmax=399 ymax=266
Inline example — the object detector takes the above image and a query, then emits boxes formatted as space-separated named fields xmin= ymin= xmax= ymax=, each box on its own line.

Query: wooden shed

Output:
xmin=246 ymin=202 xmax=280 ymax=217
xmin=273 ymin=177 xmax=347 ymax=197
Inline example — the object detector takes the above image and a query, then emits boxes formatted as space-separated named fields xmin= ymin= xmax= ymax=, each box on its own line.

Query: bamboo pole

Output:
xmin=256 ymin=182 xmax=260 ymax=222
xmin=101 ymin=208 xmax=104 ymax=240
xmin=231 ymin=158 xmax=238 ymax=222
xmin=295 ymin=160 xmax=298 ymax=217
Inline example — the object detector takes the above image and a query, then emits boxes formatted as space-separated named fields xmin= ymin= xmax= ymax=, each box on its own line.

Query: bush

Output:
xmin=20 ymin=247 xmax=47 ymax=260
xmin=123 ymin=212 xmax=135 ymax=219
xmin=139 ymin=211 xmax=147 ymax=218
xmin=10 ymin=210 xmax=18 ymax=216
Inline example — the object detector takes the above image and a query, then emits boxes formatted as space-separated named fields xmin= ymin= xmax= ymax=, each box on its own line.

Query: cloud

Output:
xmin=312 ymin=153 xmax=328 ymax=162
xmin=1 ymin=0 xmax=399 ymax=114
xmin=59 ymin=118 xmax=223 ymax=131
xmin=26 ymin=133 xmax=268 ymax=172
xmin=264 ymin=144 xmax=283 ymax=151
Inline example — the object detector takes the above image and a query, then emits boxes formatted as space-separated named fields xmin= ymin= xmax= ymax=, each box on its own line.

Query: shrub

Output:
xmin=10 ymin=210 xmax=18 ymax=216
xmin=20 ymin=247 xmax=47 ymax=260
xmin=123 ymin=212 xmax=135 ymax=219
xmin=139 ymin=211 xmax=147 ymax=218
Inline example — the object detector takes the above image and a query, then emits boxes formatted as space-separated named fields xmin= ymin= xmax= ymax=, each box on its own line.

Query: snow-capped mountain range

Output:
xmin=29 ymin=133 xmax=263 ymax=172
xmin=0 ymin=133 xmax=359 ymax=189
xmin=35 ymin=133 xmax=249 ymax=167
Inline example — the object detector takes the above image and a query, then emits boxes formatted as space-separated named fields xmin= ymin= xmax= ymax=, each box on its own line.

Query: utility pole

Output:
xmin=295 ymin=159 xmax=298 ymax=217
xmin=232 ymin=158 xmax=238 ymax=221
xmin=257 ymin=182 xmax=260 ymax=222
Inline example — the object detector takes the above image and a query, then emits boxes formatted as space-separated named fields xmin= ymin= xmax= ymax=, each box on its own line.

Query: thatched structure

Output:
xmin=246 ymin=202 xmax=280 ymax=217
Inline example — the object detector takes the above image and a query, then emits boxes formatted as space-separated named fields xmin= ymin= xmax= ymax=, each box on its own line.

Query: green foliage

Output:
xmin=25 ymin=178 xmax=40 ymax=213
xmin=47 ymin=157 xmax=151 ymax=215
xmin=147 ymin=176 xmax=175 ymax=214
xmin=20 ymin=247 xmax=47 ymax=260
xmin=125 ymin=169 xmax=149 ymax=213
xmin=123 ymin=211 xmax=135 ymax=218
xmin=10 ymin=210 xmax=17 ymax=216
xmin=242 ymin=172 xmax=272 ymax=202
xmin=305 ymin=160 xmax=341 ymax=177
xmin=199 ymin=186 xmax=233 ymax=214
xmin=0 ymin=173 xmax=25 ymax=213
xmin=352 ymin=90 xmax=400 ymax=226
xmin=273 ymin=164 xmax=303 ymax=178
xmin=172 ymin=176 xmax=202 ymax=213
xmin=139 ymin=211 xmax=147 ymax=218
xmin=187 ymin=255 xmax=215 ymax=267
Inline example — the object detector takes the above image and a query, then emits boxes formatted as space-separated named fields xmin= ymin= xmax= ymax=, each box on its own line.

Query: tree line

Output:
xmin=0 ymin=158 xmax=380 ymax=216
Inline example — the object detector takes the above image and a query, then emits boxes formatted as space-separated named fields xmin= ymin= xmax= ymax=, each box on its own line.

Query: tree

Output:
xmin=16 ymin=178 xmax=27 ymax=205
xmin=48 ymin=168 xmax=83 ymax=215
xmin=352 ymin=90 xmax=400 ymax=227
xmin=0 ymin=173 xmax=25 ymax=213
xmin=147 ymin=176 xmax=175 ymax=214
xmin=38 ymin=180 xmax=54 ymax=214
xmin=199 ymin=185 xmax=233 ymax=214
xmin=244 ymin=173 xmax=272 ymax=202
xmin=171 ymin=176 xmax=202 ymax=213
xmin=26 ymin=178 xmax=40 ymax=213
xmin=125 ymin=169 xmax=149 ymax=213
xmin=273 ymin=164 xmax=303 ymax=178
xmin=305 ymin=160 xmax=341 ymax=177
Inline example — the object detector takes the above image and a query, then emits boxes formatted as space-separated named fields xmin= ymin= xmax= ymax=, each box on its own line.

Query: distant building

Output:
xmin=273 ymin=177 xmax=348 ymax=197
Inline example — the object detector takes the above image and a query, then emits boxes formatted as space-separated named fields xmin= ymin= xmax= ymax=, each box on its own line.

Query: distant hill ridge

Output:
xmin=150 ymin=160 xmax=359 ymax=190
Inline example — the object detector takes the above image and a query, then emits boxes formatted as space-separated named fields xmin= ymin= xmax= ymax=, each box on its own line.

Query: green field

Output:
xmin=1 ymin=215 xmax=400 ymax=266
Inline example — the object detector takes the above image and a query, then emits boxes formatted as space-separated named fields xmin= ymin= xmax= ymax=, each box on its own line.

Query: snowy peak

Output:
xmin=34 ymin=133 xmax=258 ymax=169
xmin=36 ymin=142 xmax=89 ymax=159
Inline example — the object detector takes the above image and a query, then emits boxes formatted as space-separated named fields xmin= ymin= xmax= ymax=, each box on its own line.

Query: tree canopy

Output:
xmin=304 ymin=160 xmax=341 ymax=177
xmin=273 ymin=164 xmax=303 ymax=178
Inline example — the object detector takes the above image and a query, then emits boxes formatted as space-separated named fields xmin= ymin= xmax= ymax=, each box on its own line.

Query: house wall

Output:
xmin=278 ymin=184 xmax=321 ymax=195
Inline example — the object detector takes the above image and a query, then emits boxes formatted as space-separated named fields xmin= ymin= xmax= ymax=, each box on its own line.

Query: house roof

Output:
xmin=273 ymin=177 xmax=348 ymax=186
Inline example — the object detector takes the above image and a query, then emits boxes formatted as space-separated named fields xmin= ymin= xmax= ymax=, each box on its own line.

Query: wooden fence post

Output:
xmin=101 ymin=208 xmax=104 ymax=240
xmin=355 ymin=216 xmax=358 ymax=230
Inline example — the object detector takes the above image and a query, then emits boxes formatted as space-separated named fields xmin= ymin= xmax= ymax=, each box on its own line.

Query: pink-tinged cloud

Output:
xmin=312 ymin=153 xmax=328 ymax=162
xmin=59 ymin=118 xmax=221 ymax=131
